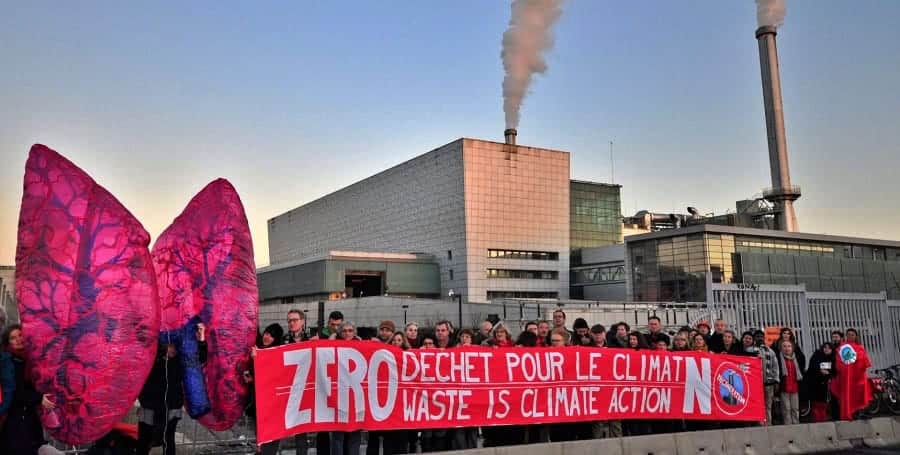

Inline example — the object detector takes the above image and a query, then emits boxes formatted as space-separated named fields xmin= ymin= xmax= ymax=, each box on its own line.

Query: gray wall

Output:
xmin=267 ymin=140 xmax=467 ymax=299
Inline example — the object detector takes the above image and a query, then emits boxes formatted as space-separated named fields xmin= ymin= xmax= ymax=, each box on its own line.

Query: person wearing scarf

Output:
xmin=779 ymin=340 xmax=804 ymax=424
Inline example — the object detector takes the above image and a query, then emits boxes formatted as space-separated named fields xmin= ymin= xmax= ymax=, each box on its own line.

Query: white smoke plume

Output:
xmin=501 ymin=0 xmax=563 ymax=129
xmin=756 ymin=0 xmax=786 ymax=28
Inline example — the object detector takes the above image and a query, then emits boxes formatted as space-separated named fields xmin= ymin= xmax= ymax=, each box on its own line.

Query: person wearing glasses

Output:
xmin=276 ymin=310 xmax=312 ymax=454
xmin=283 ymin=310 xmax=309 ymax=345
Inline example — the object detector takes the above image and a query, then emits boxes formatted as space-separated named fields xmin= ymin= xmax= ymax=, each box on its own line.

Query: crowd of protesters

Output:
xmin=237 ymin=308 xmax=876 ymax=455
xmin=0 ymin=308 xmax=877 ymax=454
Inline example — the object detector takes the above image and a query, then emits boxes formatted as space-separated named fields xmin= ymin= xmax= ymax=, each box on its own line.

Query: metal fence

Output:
xmin=50 ymin=407 xmax=259 ymax=454
xmin=710 ymin=283 xmax=900 ymax=369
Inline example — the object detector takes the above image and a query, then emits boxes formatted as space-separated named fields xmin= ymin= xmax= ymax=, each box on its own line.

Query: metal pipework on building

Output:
xmin=504 ymin=128 xmax=517 ymax=145
xmin=756 ymin=25 xmax=801 ymax=232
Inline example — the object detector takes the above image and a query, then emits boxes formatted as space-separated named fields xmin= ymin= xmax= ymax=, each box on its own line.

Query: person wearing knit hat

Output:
xmin=262 ymin=323 xmax=284 ymax=348
xmin=573 ymin=318 xmax=591 ymax=346
xmin=377 ymin=320 xmax=396 ymax=342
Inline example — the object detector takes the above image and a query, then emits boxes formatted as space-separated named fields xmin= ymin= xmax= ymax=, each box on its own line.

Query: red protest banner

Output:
xmin=254 ymin=340 xmax=764 ymax=443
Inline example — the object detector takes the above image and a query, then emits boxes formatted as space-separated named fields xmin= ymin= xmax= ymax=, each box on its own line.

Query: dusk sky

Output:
xmin=1 ymin=1 xmax=899 ymax=268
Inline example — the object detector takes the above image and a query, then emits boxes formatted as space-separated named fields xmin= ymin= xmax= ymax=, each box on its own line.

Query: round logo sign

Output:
xmin=839 ymin=344 xmax=858 ymax=365
xmin=713 ymin=362 xmax=750 ymax=416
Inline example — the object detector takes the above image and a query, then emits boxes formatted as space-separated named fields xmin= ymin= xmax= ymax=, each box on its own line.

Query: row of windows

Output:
xmin=738 ymin=240 xmax=835 ymax=254
xmin=488 ymin=249 xmax=559 ymax=260
xmin=571 ymin=265 xmax=625 ymax=285
xmin=487 ymin=269 xmax=559 ymax=280
xmin=487 ymin=291 xmax=559 ymax=300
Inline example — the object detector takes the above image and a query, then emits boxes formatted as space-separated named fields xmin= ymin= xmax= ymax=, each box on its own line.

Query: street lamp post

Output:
xmin=449 ymin=290 xmax=462 ymax=330
xmin=402 ymin=304 xmax=409 ymax=325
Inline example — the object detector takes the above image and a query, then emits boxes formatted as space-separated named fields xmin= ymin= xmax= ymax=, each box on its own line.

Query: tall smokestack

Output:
xmin=755 ymin=18 xmax=800 ymax=232
xmin=504 ymin=128 xmax=517 ymax=145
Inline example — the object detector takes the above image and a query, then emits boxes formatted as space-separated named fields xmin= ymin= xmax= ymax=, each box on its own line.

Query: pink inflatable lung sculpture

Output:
xmin=15 ymin=145 xmax=160 ymax=444
xmin=152 ymin=179 xmax=258 ymax=430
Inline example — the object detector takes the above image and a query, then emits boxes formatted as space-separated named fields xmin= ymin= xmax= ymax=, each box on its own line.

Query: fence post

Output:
xmin=797 ymin=290 xmax=813 ymax=361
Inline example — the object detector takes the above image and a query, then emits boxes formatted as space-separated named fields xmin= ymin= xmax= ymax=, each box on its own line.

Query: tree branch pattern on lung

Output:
xmin=152 ymin=178 xmax=257 ymax=431
xmin=15 ymin=145 xmax=160 ymax=444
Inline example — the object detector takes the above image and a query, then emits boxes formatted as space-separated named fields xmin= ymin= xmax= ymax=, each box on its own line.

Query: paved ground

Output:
xmin=822 ymin=448 xmax=900 ymax=455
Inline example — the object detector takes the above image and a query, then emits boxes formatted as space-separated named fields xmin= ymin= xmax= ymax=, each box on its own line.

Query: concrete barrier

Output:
xmin=621 ymin=433 xmax=678 ymax=455
xmin=494 ymin=443 xmax=561 ymax=455
xmin=767 ymin=423 xmax=809 ymax=454
xmin=803 ymin=421 xmax=853 ymax=452
xmin=438 ymin=419 xmax=900 ymax=455
xmin=721 ymin=427 xmax=772 ymax=455
xmin=834 ymin=419 xmax=875 ymax=443
xmin=862 ymin=417 xmax=900 ymax=447
xmin=674 ymin=429 xmax=725 ymax=455
xmin=560 ymin=438 xmax=623 ymax=455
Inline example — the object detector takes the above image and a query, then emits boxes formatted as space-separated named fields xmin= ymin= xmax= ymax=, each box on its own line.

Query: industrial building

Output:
xmin=257 ymin=251 xmax=441 ymax=304
xmin=263 ymin=134 xmax=623 ymax=304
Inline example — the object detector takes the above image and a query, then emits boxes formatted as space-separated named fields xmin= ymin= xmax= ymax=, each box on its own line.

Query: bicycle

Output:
xmin=861 ymin=364 xmax=900 ymax=417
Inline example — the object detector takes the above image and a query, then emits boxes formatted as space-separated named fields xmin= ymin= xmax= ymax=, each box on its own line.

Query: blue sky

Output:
xmin=1 ymin=1 xmax=899 ymax=267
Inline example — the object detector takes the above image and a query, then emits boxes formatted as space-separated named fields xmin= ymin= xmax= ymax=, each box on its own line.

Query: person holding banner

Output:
xmin=644 ymin=316 xmax=670 ymax=348
xmin=830 ymin=328 xmax=872 ymax=421
xmin=389 ymin=331 xmax=410 ymax=350
xmin=451 ymin=332 xmax=480 ymax=450
xmin=405 ymin=323 xmax=420 ymax=349
xmin=281 ymin=311 xmax=313 ymax=455
xmin=714 ymin=330 xmax=741 ymax=355
xmin=589 ymin=324 xmax=606 ymax=348
xmin=137 ymin=323 xmax=207 ymax=455
xmin=369 ymin=331 xmax=412 ymax=455
xmin=691 ymin=334 xmax=709 ymax=353
xmin=608 ymin=322 xmax=629 ymax=348
xmin=284 ymin=310 xmax=309 ymax=345
xmin=248 ymin=324 xmax=288 ymax=455
xmin=753 ymin=330 xmax=780 ymax=425
xmin=331 ymin=322 xmax=362 ymax=455
xmin=482 ymin=322 xmax=513 ymax=348
xmin=672 ymin=334 xmax=690 ymax=352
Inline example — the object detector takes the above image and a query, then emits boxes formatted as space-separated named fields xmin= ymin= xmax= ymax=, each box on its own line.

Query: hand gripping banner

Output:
xmin=254 ymin=341 xmax=765 ymax=443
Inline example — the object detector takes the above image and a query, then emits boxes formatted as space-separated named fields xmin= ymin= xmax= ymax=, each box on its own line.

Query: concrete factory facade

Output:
xmin=265 ymin=137 xmax=588 ymax=304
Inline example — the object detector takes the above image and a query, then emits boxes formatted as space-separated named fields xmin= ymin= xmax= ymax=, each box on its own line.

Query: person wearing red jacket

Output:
xmin=830 ymin=328 xmax=872 ymax=420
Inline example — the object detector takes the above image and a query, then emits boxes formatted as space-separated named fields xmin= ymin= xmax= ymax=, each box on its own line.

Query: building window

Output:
xmin=487 ymin=269 xmax=559 ymax=280
xmin=488 ymin=249 xmax=559 ymax=261
xmin=570 ymin=265 xmax=625 ymax=285
xmin=281 ymin=296 xmax=294 ymax=304
xmin=487 ymin=291 xmax=559 ymax=300
xmin=449 ymin=269 xmax=454 ymax=280
xmin=447 ymin=250 xmax=452 ymax=260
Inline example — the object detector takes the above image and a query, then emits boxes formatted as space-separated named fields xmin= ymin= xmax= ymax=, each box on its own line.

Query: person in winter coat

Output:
xmin=330 ymin=322 xmax=362 ymax=455
xmin=0 ymin=348 xmax=14 ymax=418
xmin=714 ymin=330 xmax=741 ymax=355
xmin=247 ymin=323 xmax=290 ymax=455
xmin=805 ymin=342 xmax=835 ymax=422
xmin=779 ymin=340 xmax=804 ymax=424
xmin=1 ymin=324 xmax=53 ymax=455
xmin=772 ymin=327 xmax=806 ymax=372
xmin=137 ymin=323 xmax=207 ymax=455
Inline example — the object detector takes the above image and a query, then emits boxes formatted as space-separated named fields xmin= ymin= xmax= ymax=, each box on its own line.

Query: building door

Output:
xmin=345 ymin=271 xmax=384 ymax=298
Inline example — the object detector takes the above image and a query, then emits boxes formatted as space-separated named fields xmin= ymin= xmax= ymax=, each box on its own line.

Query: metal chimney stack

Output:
xmin=504 ymin=128 xmax=517 ymax=145
xmin=756 ymin=25 xmax=801 ymax=232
